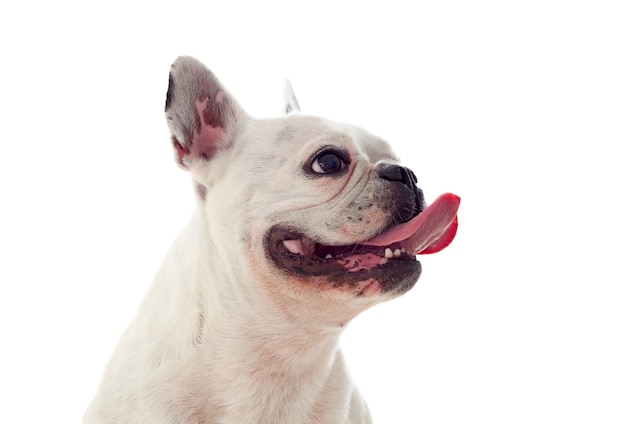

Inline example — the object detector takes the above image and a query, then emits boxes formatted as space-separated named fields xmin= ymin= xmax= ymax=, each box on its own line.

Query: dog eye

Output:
xmin=312 ymin=151 xmax=347 ymax=174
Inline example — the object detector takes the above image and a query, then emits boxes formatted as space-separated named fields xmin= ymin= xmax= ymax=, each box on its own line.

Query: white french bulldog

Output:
xmin=84 ymin=56 xmax=460 ymax=423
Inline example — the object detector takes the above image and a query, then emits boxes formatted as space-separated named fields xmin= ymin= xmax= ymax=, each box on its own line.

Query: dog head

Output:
xmin=164 ymin=56 xmax=459 ymax=323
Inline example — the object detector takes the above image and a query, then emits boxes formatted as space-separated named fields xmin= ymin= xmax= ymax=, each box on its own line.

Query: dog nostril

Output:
xmin=377 ymin=164 xmax=417 ymax=186
xmin=378 ymin=164 xmax=403 ymax=182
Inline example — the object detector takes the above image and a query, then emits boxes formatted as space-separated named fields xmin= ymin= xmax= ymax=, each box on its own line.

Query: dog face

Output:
xmin=165 ymin=57 xmax=458 ymax=322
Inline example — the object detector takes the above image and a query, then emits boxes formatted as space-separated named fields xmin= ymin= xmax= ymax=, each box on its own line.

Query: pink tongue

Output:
xmin=362 ymin=193 xmax=460 ymax=254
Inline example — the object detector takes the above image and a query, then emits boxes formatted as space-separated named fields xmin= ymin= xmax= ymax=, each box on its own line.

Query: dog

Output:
xmin=84 ymin=56 xmax=460 ymax=423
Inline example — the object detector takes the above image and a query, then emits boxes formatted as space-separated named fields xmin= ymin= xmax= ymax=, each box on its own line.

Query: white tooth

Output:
xmin=401 ymin=248 xmax=407 ymax=254
xmin=394 ymin=249 xmax=402 ymax=257
xmin=384 ymin=248 xmax=394 ymax=259
xmin=283 ymin=239 xmax=304 ymax=255
xmin=325 ymin=254 xmax=333 ymax=259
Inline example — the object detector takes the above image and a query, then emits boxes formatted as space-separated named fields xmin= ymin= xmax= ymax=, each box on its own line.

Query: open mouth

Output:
xmin=266 ymin=193 xmax=460 ymax=292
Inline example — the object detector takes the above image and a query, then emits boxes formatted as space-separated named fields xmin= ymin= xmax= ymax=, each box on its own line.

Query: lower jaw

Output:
xmin=271 ymin=249 xmax=422 ymax=295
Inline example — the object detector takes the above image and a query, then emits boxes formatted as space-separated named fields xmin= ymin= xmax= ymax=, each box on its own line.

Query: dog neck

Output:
xmin=147 ymin=209 xmax=360 ymax=422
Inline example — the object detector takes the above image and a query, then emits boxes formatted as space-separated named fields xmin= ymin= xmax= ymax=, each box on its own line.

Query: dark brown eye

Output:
xmin=312 ymin=152 xmax=346 ymax=174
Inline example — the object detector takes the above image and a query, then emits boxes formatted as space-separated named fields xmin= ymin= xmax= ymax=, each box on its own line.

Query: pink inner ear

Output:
xmin=190 ymin=98 xmax=226 ymax=160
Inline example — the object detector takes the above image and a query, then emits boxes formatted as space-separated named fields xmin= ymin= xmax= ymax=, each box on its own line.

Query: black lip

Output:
xmin=265 ymin=227 xmax=422 ymax=294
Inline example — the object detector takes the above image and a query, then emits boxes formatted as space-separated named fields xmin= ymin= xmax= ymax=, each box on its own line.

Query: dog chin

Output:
xmin=266 ymin=226 xmax=422 ymax=296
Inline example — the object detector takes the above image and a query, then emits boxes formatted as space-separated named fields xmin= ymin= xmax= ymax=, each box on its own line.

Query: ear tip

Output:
xmin=167 ymin=56 xmax=215 ymax=112
xmin=283 ymin=78 xmax=301 ymax=114
xmin=170 ymin=56 xmax=211 ymax=76
xmin=172 ymin=55 xmax=198 ymax=65
xmin=170 ymin=56 xmax=188 ymax=70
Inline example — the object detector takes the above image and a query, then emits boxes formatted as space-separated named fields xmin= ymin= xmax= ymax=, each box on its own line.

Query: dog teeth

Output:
xmin=325 ymin=254 xmax=333 ymax=259
xmin=384 ymin=248 xmax=404 ymax=259
xmin=283 ymin=239 xmax=304 ymax=255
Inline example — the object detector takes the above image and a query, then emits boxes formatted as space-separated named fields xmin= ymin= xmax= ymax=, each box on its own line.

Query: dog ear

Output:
xmin=283 ymin=79 xmax=300 ymax=114
xmin=165 ymin=56 xmax=246 ymax=169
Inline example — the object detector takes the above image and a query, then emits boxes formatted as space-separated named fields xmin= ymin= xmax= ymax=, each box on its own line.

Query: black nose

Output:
xmin=377 ymin=163 xmax=424 ymax=221
xmin=377 ymin=163 xmax=418 ymax=189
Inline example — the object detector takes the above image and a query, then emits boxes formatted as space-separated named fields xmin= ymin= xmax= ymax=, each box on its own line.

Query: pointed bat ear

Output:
xmin=283 ymin=78 xmax=300 ymax=115
xmin=165 ymin=56 xmax=246 ymax=169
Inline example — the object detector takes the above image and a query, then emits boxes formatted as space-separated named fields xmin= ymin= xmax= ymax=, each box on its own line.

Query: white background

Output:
xmin=1 ymin=1 xmax=625 ymax=423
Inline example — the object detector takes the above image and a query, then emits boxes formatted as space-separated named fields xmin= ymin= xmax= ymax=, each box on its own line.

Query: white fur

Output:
xmin=84 ymin=57 xmax=414 ymax=423
xmin=84 ymin=209 xmax=372 ymax=423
